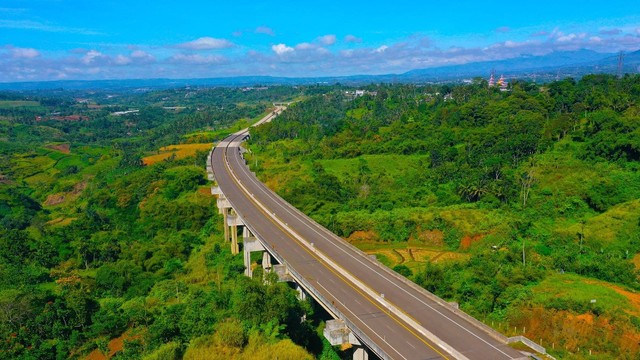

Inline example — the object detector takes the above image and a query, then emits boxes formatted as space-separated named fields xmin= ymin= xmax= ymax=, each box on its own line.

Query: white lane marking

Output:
xmin=227 ymin=141 xmax=515 ymax=359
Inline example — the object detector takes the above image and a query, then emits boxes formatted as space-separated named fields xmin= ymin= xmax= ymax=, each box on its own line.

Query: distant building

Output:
xmin=35 ymin=115 xmax=89 ymax=122
xmin=497 ymin=75 xmax=509 ymax=91
xmin=111 ymin=110 xmax=139 ymax=116
xmin=162 ymin=106 xmax=186 ymax=112
xmin=344 ymin=90 xmax=377 ymax=98
xmin=488 ymin=71 xmax=496 ymax=87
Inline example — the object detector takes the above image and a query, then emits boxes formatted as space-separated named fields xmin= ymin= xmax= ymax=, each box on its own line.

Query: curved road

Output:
xmin=210 ymin=110 xmax=526 ymax=360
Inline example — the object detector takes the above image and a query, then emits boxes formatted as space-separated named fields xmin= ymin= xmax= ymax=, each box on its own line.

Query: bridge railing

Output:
xmin=244 ymin=220 xmax=391 ymax=360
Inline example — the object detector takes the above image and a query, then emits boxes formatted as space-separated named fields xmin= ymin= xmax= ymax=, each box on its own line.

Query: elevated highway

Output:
xmin=208 ymin=109 xmax=528 ymax=360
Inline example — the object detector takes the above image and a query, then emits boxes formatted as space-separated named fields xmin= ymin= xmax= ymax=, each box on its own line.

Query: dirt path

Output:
xmin=392 ymin=249 xmax=405 ymax=264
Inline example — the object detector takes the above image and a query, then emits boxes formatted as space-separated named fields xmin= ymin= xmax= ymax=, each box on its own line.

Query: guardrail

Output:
xmin=214 ymin=184 xmax=391 ymax=359
xmin=507 ymin=336 xmax=549 ymax=357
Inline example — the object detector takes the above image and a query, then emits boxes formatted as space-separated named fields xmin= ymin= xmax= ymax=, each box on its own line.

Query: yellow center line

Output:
xmin=220 ymin=140 xmax=450 ymax=360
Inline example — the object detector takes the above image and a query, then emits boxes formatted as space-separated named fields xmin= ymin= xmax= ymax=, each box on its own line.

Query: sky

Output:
xmin=1 ymin=0 xmax=640 ymax=82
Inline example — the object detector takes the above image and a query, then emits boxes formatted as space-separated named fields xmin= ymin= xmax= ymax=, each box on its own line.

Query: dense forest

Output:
xmin=0 ymin=87 xmax=345 ymax=359
xmin=1 ymin=76 xmax=639 ymax=359
xmin=249 ymin=75 xmax=640 ymax=359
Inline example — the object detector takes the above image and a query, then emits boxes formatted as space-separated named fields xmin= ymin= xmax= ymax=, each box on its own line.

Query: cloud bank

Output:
xmin=2 ymin=26 xmax=640 ymax=81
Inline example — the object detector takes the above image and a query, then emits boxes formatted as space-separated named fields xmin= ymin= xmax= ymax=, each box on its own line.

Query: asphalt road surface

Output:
xmin=210 ymin=112 xmax=527 ymax=360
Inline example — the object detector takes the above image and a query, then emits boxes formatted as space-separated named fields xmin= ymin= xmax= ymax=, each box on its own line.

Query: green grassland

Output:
xmin=0 ymin=100 xmax=42 ymax=108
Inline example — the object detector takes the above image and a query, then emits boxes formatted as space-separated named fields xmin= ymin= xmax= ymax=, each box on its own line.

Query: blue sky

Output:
xmin=1 ymin=0 xmax=640 ymax=82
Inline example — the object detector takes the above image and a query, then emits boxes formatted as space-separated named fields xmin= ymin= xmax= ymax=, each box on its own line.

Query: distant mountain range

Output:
xmin=1 ymin=49 xmax=639 ymax=91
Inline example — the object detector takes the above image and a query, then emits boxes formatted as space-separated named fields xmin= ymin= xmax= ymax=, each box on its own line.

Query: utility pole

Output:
xmin=617 ymin=51 xmax=625 ymax=78
xmin=522 ymin=236 xmax=526 ymax=267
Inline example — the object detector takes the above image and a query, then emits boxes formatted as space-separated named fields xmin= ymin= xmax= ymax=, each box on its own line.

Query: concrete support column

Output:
xmin=295 ymin=283 xmax=307 ymax=301
xmin=231 ymin=224 xmax=239 ymax=255
xmin=352 ymin=347 xmax=368 ymax=360
xmin=243 ymin=237 xmax=265 ymax=278
xmin=262 ymin=252 xmax=272 ymax=271
xmin=244 ymin=243 xmax=253 ymax=278
xmin=222 ymin=207 xmax=229 ymax=243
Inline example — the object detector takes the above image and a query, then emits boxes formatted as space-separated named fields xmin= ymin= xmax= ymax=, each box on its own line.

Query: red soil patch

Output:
xmin=85 ymin=332 xmax=141 ymax=360
xmin=47 ymin=143 xmax=71 ymax=153
xmin=44 ymin=181 xmax=87 ymax=206
xmin=575 ymin=313 xmax=594 ymax=325
xmin=510 ymin=307 xmax=640 ymax=356
xmin=459 ymin=234 xmax=485 ymax=250
xmin=198 ymin=187 xmax=214 ymax=197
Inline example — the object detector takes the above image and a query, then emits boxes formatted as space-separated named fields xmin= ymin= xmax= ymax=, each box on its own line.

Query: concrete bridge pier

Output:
xmin=295 ymin=283 xmax=307 ymax=301
xmin=212 ymin=186 xmax=238 ymax=253
xmin=324 ymin=319 xmax=369 ymax=360
xmin=224 ymin=209 xmax=244 ymax=255
xmin=243 ymin=230 xmax=264 ymax=277
xmin=352 ymin=346 xmax=369 ymax=360
xmin=222 ymin=207 xmax=229 ymax=243
xmin=262 ymin=251 xmax=272 ymax=271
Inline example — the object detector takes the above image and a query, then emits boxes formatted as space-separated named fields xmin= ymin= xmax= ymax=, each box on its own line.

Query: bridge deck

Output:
xmin=211 ymin=112 xmax=526 ymax=360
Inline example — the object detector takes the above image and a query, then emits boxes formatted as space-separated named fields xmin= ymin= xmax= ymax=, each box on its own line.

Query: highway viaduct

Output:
xmin=206 ymin=107 xmax=536 ymax=360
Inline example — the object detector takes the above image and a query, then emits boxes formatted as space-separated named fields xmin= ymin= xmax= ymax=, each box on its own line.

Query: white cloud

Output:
xmin=114 ymin=55 xmax=131 ymax=65
xmin=177 ymin=37 xmax=234 ymax=50
xmin=5 ymin=24 xmax=640 ymax=82
xmin=374 ymin=45 xmax=388 ymax=53
xmin=556 ymin=33 xmax=577 ymax=42
xmin=81 ymin=50 xmax=105 ymax=65
xmin=555 ymin=32 xmax=587 ymax=43
xmin=295 ymin=42 xmax=316 ymax=50
xmin=531 ymin=30 xmax=549 ymax=37
xmin=255 ymin=26 xmax=275 ymax=36
xmin=130 ymin=50 xmax=156 ymax=64
xmin=169 ymin=53 xmax=226 ymax=64
xmin=600 ymin=28 xmax=622 ymax=36
xmin=345 ymin=34 xmax=362 ymax=43
xmin=0 ymin=19 xmax=101 ymax=35
xmin=341 ymin=49 xmax=354 ymax=57
xmin=495 ymin=26 xmax=510 ymax=33
xmin=8 ymin=46 xmax=40 ymax=59
xmin=318 ymin=34 xmax=336 ymax=46
xmin=589 ymin=36 xmax=603 ymax=44
xmin=272 ymin=43 xmax=294 ymax=55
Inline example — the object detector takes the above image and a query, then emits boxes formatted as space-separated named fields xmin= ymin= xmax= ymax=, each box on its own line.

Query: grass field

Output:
xmin=319 ymin=154 xmax=428 ymax=180
xmin=531 ymin=272 xmax=635 ymax=315
xmin=142 ymin=143 xmax=213 ymax=165
xmin=0 ymin=100 xmax=41 ymax=109
xmin=351 ymin=238 xmax=469 ymax=269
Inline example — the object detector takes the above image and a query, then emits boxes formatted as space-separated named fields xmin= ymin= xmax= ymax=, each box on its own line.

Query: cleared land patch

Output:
xmin=142 ymin=143 xmax=213 ymax=165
